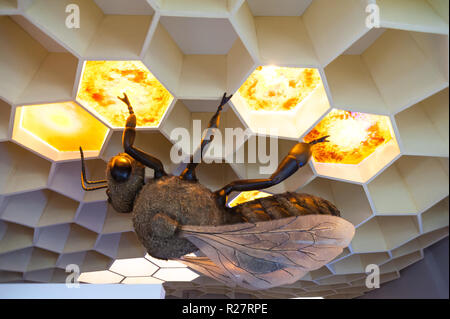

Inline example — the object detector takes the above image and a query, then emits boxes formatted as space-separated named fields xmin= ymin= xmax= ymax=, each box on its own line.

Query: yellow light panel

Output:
xmin=20 ymin=101 xmax=109 ymax=152
xmin=238 ymin=66 xmax=321 ymax=112
xmin=228 ymin=190 xmax=273 ymax=207
xmin=77 ymin=61 xmax=173 ymax=128
xmin=304 ymin=109 xmax=394 ymax=165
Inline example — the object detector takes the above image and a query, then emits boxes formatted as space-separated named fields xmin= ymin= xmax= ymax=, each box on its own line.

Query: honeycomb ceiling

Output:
xmin=0 ymin=0 xmax=449 ymax=299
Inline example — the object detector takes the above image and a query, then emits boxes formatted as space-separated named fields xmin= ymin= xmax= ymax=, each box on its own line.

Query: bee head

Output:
xmin=106 ymin=153 xmax=145 ymax=213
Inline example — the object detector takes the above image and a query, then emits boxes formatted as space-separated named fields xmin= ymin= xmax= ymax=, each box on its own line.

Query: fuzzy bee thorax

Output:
xmin=132 ymin=175 xmax=227 ymax=259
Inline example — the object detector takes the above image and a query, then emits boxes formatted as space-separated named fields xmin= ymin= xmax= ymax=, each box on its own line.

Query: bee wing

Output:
xmin=178 ymin=256 xmax=237 ymax=287
xmin=179 ymin=214 xmax=355 ymax=290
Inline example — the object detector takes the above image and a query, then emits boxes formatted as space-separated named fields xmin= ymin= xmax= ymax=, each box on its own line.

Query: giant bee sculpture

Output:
xmin=80 ymin=92 xmax=355 ymax=289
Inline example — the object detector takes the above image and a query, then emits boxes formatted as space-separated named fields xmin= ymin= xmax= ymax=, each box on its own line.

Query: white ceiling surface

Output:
xmin=159 ymin=16 xmax=238 ymax=54
xmin=247 ymin=0 xmax=313 ymax=16
xmin=94 ymin=0 xmax=155 ymax=15
xmin=344 ymin=27 xmax=386 ymax=55
xmin=182 ymin=99 xmax=231 ymax=112
xmin=10 ymin=14 xmax=66 ymax=52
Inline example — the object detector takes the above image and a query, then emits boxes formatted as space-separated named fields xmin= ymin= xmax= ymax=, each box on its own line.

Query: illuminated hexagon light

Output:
xmin=228 ymin=190 xmax=273 ymax=207
xmin=304 ymin=109 xmax=400 ymax=183
xmin=230 ymin=66 xmax=330 ymax=139
xmin=78 ymin=255 xmax=199 ymax=284
xmin=76 ymin=61 xmax=174 ymax=128
xmin=12 ymin=101 xmax=109 ymax=161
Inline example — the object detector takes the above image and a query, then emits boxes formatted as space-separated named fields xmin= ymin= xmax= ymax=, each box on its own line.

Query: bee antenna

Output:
xmin=79 ymin=146 xmax=107 ymax=191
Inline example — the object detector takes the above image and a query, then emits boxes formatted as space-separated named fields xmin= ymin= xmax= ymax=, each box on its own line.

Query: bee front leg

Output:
xmin=151 ymin=213 xmax=179 ymax=238
xmin=118 ymin=93 xmax=167 ymax=178
xmin=214 ymin=136 xmax=330 ymax=206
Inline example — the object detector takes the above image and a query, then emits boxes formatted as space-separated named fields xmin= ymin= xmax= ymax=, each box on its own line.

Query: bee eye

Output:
xmin=111 ymin=156 xmax=132 ymax=182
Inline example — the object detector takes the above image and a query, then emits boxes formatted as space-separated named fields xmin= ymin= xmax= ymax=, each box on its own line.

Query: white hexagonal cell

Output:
xmin=115 ymin=232 xmax=146 ymax=260
xmin=0 ymin=221 xmax=34 ymax=255
xmin=78 ymin=270 xmax=123 ymax=284
xmin=145 ymin=254 xmax=187 ymax=268
xmin=194 ymin=162 xmax=239 ymax=191
xmin=376 ymin=0 xmax=448 ymax=34
xmin=247 ymin=0 xmax=312 ymax=16
xmin=0 ymin=189 xmax=78 ymax=228
xmin=328 ymin=29 xmax=448 ymax=115
xmin=110 ymin=257 xmax=158 ymax=277
xmin=62 ymin=224 xmax=98 ymax=254
xmin=329 ymin=252 xmax=390 ymax=275
xmin=351 ymin=216 xmax=420 ymax=253
xmin=23 ymin=268 xmax=55 ymax=282
xmin=160 ymin=101 xmax=249 ymax=163
xmin=308 ymin=266 xmax=333 ymax=280
xmin=0 ymin=247 xmax=32 ymax=272
xmin=34 ymin=223 xmax=71 ymax=253
xmin=100 ymin=205 xmax=133 ymax=235
xmin=316 ymin=273 xmax=365 ymax=286
xmin=382 ymin=251 xmax=424 ymax=273
xmin=0 ymin=98 xmax=11 ymax=141
xmin=25 ymin=0 xmax=154 ymax=58
xmin=94 ymin=233 xmax=121 ymax=258
xmin=122 ymin=276 xmax=163 ymax=284
xmin=417 ymin=226 xmax=449 ymax=250
xmin=76 ymin=201 xmax=107 ymax=233
xmin=0 ymin=142 xmax=51 ymax=195
xmin=143 ymin=15 xmax=253 ymax=99
xmin=298 ymin=177 xmax=373 ymax=226
xmin=421 ymin=197 xmax=449 ymax=234
xmin=153 ymin=267 xmax=199 ymax=282
xmin=26 ymin=247 xmax=59 ymax=272
xmin=81 ymin=251 xmax=113 ymax=272
xmin=367 ymin=156 xmax=449 ymax=215
xmin=395 ymin=88 xmax=448 ymax=157
xmin=56 ymin=251 xmax=85 ymax=271
xmin=155 ymin=0 xmax=239 ymax=17
xmin=230 ymin=66 xmax=330 ymax=139
xmin=0 ymin=270 xmax=23 ymax=283
xmin=302 ymin=0 xmax=374 ymax=66
xmin=49 ymin=159 xmax=108 ymax=203
xmin=0 ymin=0 xmax=18 ymax=13
xmin=253 ymin=15 xmax=319 ymax=67
xmin=360 ymin=29 xmax=447 ymax=113
xmin=0 ymin=15 xmax=77 ymax=104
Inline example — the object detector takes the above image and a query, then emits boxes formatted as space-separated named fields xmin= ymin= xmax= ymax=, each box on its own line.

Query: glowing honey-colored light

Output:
xmin=77 ymin=61 xmax=173 ymax=128
xmin=228 ymin=190 xmax=273 ymax=207
xmin=304 ymin=109 xmax=394 ymax=165
xmin=238 ymin=66 xmax=321 ymax=112
xmin=20 ymin=102 xmax=109 ymax=152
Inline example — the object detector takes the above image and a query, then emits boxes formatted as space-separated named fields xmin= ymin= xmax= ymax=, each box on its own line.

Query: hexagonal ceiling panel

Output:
xmin=76 ymin=60 xmax=174 ymax=128
xmin=231 ymin=65 xmax=330 ymax=139
xmin=12 ymin=101 xmax=109 ymax=161
xmin=304 ymin=109 xmax=400 ymax=183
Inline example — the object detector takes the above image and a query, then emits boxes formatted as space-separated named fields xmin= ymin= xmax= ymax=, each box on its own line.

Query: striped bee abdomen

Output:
xmin=231 ymin=192 xmax=340 ymax=223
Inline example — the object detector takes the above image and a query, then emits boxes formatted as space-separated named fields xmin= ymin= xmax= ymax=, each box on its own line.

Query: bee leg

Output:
xmin=118 ymin=93 xmax=167 ymax=178
xmin=180 ymin=92 xmax=232 ymax=181
xmin=215 ymin=137 xmax=329 ymax=206
xmin=150 ymin=213 xmax=179 ymax=238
